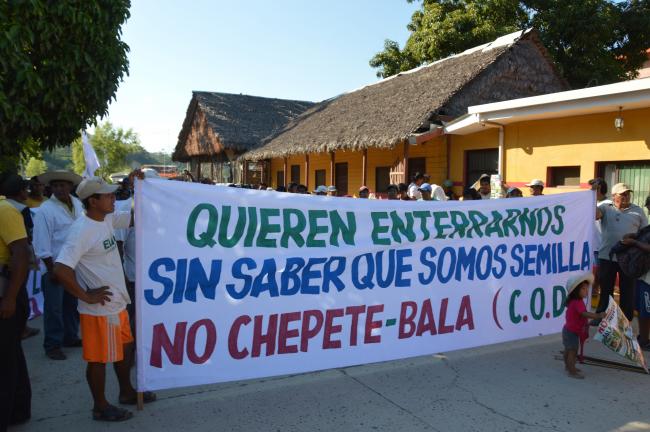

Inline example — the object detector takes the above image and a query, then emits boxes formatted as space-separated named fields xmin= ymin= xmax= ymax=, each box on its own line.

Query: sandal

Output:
xmin=119 ymin=391 xmax=157 ymax=405
xmin=93 ymin=405 xmax=133 ymax=422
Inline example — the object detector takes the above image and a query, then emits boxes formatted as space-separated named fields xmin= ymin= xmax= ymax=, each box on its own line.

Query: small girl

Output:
xmin=563 ymin=273 xmax=605 ymax=379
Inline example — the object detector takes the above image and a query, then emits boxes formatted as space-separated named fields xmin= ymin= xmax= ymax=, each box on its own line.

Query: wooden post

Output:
xmin=283 ymin=157 xmax=288 ymax=187
xmin=137 ymin=392 xmax=144 ymax=411
xmin=242 ymin=159 xmax=248 ymax=185
xmin=305 ymin=154 xmax=310 ymax=189
xmin=403 ymin=141 xmax=409 ymax=184
xmin=445 ymin=135 xmax=451 ymax=181
xmin=361 ymin=148 xmax=368 ymax=187
xmin=329 ymin=151 xmax=335 ymax=185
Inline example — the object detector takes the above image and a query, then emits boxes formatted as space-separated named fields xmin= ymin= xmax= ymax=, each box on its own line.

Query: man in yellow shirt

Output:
xmin=0 ymin=172 xmax=32 ymax=429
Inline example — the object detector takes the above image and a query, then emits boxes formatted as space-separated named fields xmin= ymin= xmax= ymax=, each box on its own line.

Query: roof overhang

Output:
xmin=444 ymin=78 xmax=650 ymax=135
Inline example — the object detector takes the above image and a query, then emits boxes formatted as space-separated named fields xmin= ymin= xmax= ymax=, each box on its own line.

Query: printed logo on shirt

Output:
xmin=103 ymin=235 xmax=117 ymax=251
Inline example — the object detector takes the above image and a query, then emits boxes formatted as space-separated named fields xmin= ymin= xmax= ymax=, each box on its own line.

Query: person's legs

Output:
xmin=0 ymin=288 xmax=31 ymax=429
xmin=41 ymin=274 xmax=64 ymax=354
xmin=11 ymin=290 xmax=31 ymax=424
xmin=62 ymin=289 xmax=80 ymax=345
xmin=86 ymin=363 xmax=109 ymax=411
xmin=565 ymin=350 xmax=583 ymax=378
xmin=114 ymin=343 xmax=136 ymax=400
xmin=596 ymin=259 xmax=616 ymax=313
xmin=636 ymin=280 xmax=650 ymax=346
xmin=616 ymin=262 xmax=635 ymax=321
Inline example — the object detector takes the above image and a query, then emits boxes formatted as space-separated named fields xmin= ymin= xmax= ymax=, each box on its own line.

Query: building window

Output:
xmin=276 ymin=171 xmax=284 ymax=188
xmin=465 ymin=149 xmax=498 ymax=187
xmin=315 ymin=169 xmax=326 ymax=188
xmin=548 ymin=166 xmax=580 ymax=187
xmin=375 ymin=166 xmax=391 ymax=193
xmin=291 ymin=165 xmax=301 ymax=184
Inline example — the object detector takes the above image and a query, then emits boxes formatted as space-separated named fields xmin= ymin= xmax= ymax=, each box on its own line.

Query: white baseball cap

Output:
xmin=76 ymin=177 xmax=118 ymax=199
xmin=611 ymin=183 xmax=632 ymax=195
xmin=525 ymin=179 xmax=544 ymax=187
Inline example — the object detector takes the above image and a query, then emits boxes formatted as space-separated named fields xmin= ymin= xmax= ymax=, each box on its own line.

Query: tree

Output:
xmin=0 ymin=1 xmax=131 ymax=166
xmin=370 ymin=0 xmax=650 ymax=88
xmin=24 ymin=157 xmax=48 ymax=178
xmin=72 ymin=122 xmax=140 ymax=179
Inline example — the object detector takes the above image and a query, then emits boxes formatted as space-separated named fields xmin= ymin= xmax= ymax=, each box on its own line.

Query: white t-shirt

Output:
xmin=431 ymin=184 xmax=448 ymax=201
xmin=56 ymin=212 xmax=131 ymax=316
xmin=408 ymin=183 xmax=421 ymax=200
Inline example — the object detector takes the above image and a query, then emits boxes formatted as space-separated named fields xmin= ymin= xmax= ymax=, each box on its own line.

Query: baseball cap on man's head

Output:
xmin=478 ymin=174 xmax=491 ymax=183
xmin=418 ymin=183 xmax=432 ymax=193
xmin=611 ymin=183 xmax=632 ymax=195
xmin=525 ymin=179 xmax=544 ymax=187
xmin=76 ymin=177 xmax=118 ymax=200
xmin=359 ymin=186 xmax=369 ymax=192
xmin=327 ymin=185 xmax=337 ymax=192
xmin=314 ymin=185 xmax=328 ymax=194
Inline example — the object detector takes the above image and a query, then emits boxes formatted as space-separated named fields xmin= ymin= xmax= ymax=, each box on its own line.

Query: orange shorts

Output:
xmin=79 ymin=310 xmax=133 ymax=363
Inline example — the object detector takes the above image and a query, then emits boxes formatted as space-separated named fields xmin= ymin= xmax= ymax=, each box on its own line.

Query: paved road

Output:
xmin=11 ymin=317 xmax=650 ymax=432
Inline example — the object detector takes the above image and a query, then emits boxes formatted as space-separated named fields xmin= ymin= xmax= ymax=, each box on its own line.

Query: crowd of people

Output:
xmin=191 ymin=170 xmax=546 ymax=201
xmin=2 ymin=166 xmax=650 ymax=426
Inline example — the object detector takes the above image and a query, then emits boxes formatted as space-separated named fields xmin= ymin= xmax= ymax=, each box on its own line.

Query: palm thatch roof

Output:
xmin=242 ymin=29 xmax=567 ymax=161
xmin=172 ymin=92 xmax=314 ymax=161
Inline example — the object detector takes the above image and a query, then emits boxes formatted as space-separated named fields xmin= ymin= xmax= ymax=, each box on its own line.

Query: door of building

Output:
xmin=335 ymin=163 xmax=348 ymax=196
xmin=465 ymin=149 xmax=498 ymax=187
xmin=407 ymin=157 xmax=426 ymax=184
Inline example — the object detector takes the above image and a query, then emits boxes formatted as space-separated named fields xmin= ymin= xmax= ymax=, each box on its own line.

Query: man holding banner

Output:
xmin=54 ymin=175 xmax=155 ymax=422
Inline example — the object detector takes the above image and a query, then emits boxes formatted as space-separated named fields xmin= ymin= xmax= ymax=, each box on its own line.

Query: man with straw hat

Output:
xmin=33 ymin=170 xmax=83 ymax=360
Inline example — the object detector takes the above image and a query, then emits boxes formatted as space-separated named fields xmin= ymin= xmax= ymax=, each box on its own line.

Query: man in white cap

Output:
xmin=313 ymin=185 xmax=328 ymax=196
xmin=53 ymin=173 xmax=155 ymax=422
xmin=327 ymin=185 xmax=337 ymax=197
xmin=33 ymin=170 xmax=83 ymax=360
xmin=595 ymin=183 xmax=648 ymax=321
xmin=525 ymin=179 xmax=544 ymax=196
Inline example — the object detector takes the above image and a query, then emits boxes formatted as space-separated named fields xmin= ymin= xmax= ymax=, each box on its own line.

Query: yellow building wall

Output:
xmin=410 ymin=136 xmax=448 ymax=185
xmin=448 ymin=107 xmax=650 ymax=196
xmin=270 ymin=157 xmax=284 ymax=188
xmin=504 ymin=108 xmax=650 ymax=195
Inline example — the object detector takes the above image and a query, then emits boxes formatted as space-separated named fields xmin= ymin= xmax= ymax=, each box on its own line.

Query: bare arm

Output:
xmin=595 ymin=207 xmax=603 ymax=220
xmin=0 ymin=238 xmax=30 ymax=319
xmin=581 ymin=311 xmax=605 ymax=320
xmin=53 ymin=263 xmax=112 ymax=305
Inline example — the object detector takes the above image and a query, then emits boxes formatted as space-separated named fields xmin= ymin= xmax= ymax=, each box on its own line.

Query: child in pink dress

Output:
xmin=563 ymin=273 xmax=605 ymax=379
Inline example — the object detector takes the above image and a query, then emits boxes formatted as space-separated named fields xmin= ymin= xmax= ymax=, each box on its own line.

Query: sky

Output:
xmin=101 ymin=0 xmax=420 ymax=153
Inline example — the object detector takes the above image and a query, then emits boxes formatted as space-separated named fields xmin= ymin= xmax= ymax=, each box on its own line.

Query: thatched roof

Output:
xmin=242 ymin=29 xmax=566 ymax=161
xmin=172 ymin=92 xmax=314 ymax=161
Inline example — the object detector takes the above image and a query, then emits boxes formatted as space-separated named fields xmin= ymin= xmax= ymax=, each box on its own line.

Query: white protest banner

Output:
xmin=135 ymin=179 xmax=595 ymax=391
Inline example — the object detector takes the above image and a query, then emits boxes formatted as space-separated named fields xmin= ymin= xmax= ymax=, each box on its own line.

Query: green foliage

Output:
xmin=72 ymin=122 xmax=140 ymax=179
xmin=370 ymin=0 xmax=650 ymax=87
xmin=0 ymin=0 xmax=131 ymax=163
xmin=24 ymin=157 xmax=48 ymax=178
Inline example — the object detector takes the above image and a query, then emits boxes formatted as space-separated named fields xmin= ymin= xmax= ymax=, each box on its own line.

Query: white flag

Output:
xmin=82 ymin=131 xmax=101 ymax=178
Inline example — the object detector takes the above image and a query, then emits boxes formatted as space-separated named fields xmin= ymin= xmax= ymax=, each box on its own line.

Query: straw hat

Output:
xmin=565 ymin=272 xmax=594 ymax=296
xmin=38 ymin=170 xmax=82 ymax=186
